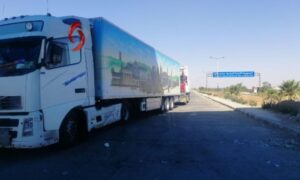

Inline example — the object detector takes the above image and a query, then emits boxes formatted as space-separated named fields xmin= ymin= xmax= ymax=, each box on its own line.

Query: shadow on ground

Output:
xmin=0 ymin=103 xmax=299 ymax=179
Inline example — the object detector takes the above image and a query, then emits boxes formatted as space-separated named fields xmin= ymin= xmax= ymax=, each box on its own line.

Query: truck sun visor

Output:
xmin=63 ymin=18 xmax=81 ymax=26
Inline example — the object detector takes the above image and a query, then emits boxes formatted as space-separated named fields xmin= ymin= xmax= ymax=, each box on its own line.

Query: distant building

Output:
xmin=273 ymin=86 xmax=281 ymax=91
xmin=252 ymin=87 xmax=258 ymax=93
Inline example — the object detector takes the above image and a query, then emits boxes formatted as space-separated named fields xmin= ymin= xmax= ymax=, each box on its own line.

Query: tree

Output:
xmin=259 ymin=81 xmax=272 ymax=93
xmin=263 ymin=89 xmax=282 ymax=105
xmin=279 ymin=80 xmax=300 ymax=100
xmin=263 ymin=81 xmax=272 ymax=88
xmin=228 ymin=83 xmax=246 ymax=95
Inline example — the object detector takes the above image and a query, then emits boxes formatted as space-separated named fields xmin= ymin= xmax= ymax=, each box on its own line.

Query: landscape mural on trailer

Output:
xmin=95 ymin=18 xmax=180 ymax=96
xmin=104 ymin=54 xmax=179 ymax=94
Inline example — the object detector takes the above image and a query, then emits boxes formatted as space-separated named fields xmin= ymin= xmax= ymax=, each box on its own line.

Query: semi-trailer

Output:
xmin=0 ymin=15 xmax=187 ymax=148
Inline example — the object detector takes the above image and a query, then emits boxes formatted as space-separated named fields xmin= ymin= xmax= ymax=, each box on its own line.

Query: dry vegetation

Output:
xmin=199 ymin=89 xmax=263 ymax=107
xmin=198 ymin=80 xmax=300 ymax=117
xmin=240 ymin=93 xmax=263 ymax=106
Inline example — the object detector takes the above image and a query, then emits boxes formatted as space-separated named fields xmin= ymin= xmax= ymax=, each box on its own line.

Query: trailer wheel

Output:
xmin=169 ymin=97 xmax=174 ymax=110
xmin=121 ymin=102 xmax=131 ymax=121
xmin=164 ymin=98 xmax=170 ymax=112
xmin=59 ymin=112 xmax=80 ymax=147
xmin=186 ymin=94 xmax=190 ymax=104
xmin=160 ymin=99 xmax=166 ymax=113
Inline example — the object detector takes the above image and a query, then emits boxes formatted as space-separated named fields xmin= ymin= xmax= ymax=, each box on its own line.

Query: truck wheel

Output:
xmin=121 ymin=102 xmax=131 ymax=121
xmin=59 ymin=112 xmax=80 ymax=147
xmin=160 ymin=99 xmax=166 ymax=113
xmin=164 ymin=98 xmax=170 ymax=112
xmin=186 ymin=95 xmax=190 ymax=104
xmin=169 ymin=97 xmax=174 ymax=110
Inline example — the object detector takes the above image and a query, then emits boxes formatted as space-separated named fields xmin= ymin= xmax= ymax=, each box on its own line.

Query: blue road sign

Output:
xmin=212 ymin=71 xmax=255 ymax=78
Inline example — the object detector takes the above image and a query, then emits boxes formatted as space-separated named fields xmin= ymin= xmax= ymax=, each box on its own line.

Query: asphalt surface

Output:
xmin=0 ymin=92 xmax=300 ymax=180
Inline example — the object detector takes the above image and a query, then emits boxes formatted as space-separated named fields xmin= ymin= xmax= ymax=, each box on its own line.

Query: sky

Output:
xmin=1 ymin=0 xmax=299 ymax=88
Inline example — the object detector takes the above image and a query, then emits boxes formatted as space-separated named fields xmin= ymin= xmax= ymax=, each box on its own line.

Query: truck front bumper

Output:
xmin=0 ymin=111 xmax=59 ymax=149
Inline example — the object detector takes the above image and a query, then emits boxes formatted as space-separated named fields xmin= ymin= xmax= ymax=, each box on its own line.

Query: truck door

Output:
xmin=40 ymin=37 xmax=88 ymax=115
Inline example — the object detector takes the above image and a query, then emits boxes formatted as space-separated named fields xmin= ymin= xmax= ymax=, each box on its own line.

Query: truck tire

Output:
xmin=160 ymin=98 xmax=166 ymax=113
xmin=59 ymin=112 xmax=80 ymax=147
xmin=164 ymin=98 xmax=170 ymax=112
xmin=186 ymin=94 xmax=190 ymax=104
xmin=169 ymin=97 xmax=174 ymax=110
xmin=121 ymin=102 xmax=131 ymax=121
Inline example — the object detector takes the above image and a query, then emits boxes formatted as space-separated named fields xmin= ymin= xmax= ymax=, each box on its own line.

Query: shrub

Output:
xmin=249 ymin=100 xmax=257 ymax=107
xmin=227 ymin=83 xmax=246 ymax=95
xmin=224 ymin=92 xmax=233 ymax=100
xmin=264 ymin=100 xmax=300 ymax=116
xmin=262 ymin=103 xmax=273 ymax=109
xmin=224 ymin=93 xmax=247 ymax=104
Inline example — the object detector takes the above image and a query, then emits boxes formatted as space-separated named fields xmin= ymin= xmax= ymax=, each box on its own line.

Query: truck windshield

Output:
xmin=0 ymin=37 xmax=42 ymax=77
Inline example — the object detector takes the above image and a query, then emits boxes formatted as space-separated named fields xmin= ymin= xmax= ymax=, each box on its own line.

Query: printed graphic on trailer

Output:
xmin=93 ymin=19 xmax=180 ymax=96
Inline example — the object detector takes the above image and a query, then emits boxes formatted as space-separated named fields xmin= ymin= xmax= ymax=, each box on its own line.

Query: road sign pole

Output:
xmin=257 ymin=73 xmax=261 ymax=88
xmin=209 ymin=56 xmax=225 ymax=89
xmin=206 ymin=73 xmax=208 ymax=90
xmin=217 ymin=61 xmax=219 ymax=89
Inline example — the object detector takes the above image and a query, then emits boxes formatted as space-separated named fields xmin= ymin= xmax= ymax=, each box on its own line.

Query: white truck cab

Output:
xmin=0 ymin=15 xmax=95 ymax=148
xmin=179 ymin=66 xmax=190 ymax=103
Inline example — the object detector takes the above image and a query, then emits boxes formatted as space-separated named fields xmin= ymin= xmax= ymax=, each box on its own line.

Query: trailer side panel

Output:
xmin=91 ymin=18 xmax=180 ymax=99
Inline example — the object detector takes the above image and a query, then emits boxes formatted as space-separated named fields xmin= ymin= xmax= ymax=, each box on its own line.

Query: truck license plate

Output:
xmin=0 ymin=129 xmax=10 ymax=146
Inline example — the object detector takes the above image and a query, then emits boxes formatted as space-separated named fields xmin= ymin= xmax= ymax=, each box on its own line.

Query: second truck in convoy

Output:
xmin=0 ymin=15 xmax=189 ymax=148
xmin=180 ymin=66 xmax=191 ymax=103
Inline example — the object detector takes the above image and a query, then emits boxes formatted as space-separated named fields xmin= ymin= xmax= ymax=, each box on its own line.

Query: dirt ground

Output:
xmin=240 ymin=93 xmax=264 ymax=106
xmin=201 ymin=90 xmax=264 ymax=107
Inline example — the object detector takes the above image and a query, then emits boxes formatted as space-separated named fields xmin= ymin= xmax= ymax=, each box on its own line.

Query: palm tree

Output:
xmin=280 ymin=80 xmax=300 ymax=100
xmin=263 ymin=89 xmax=282 ymax=105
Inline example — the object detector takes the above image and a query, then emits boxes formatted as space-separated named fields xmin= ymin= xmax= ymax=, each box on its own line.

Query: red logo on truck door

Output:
xmin=68 ymin=22 xmax=85 ymax=51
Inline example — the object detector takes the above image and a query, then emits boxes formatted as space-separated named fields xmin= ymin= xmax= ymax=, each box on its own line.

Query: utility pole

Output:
xmin=2 ymin=3 xmax=5 ymax=19
xmin=205 ymin=72 xmax=212 ymax=90
xmin=256 ymin=72 xmax=262 ymax=88
xmin=209 ymin=56 xmax=225 ymax=89
xmin=46 ymin=0 xmax=49 ymax=14
xmin=206 ymin=73 xmax=208 ymax=90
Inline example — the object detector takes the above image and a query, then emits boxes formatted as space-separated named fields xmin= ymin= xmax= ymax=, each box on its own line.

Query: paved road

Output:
xmin=0 ymin=92 xmax=300 ymax=180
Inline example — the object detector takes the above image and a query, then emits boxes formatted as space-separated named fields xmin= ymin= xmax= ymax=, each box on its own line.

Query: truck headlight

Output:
xmin=23 ymin=118 xmax=33 ymax=137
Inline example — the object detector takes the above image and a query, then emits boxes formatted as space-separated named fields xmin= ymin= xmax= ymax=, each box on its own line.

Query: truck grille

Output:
xmin=0 ymin=96 xmax=22 ymax=110
xmin=0 ymin=119 xmax=19 ymax=127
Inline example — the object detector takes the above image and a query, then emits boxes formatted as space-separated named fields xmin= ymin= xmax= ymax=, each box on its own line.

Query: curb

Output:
xmin=197 ymin=92 xmax=300 ymax=137
xmin=236 ymin=108 xmax=300 ymax=138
